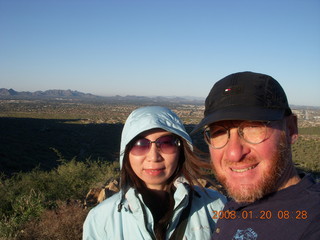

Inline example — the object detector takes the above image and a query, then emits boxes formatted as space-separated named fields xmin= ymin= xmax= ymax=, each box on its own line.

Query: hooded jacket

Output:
xmin=83 ymin=178 xmax=226 ymax=240
xmin=83 ymin=106 xmax=226 ymax=240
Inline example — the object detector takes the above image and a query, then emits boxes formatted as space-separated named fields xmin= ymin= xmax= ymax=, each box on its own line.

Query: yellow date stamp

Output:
xmin=212 ymin=210 xmax=308 ymax=220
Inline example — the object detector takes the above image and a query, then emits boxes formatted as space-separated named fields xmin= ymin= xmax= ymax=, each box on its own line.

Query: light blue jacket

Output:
xmin=83 ymin=177 xmax=226 ymax=240
xmin=83 ymin=106 xmax=226 ymax=239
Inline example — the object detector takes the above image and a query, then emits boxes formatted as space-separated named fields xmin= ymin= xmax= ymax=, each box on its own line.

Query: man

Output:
xmin=192 ymin=71 xmax=320 ymax=240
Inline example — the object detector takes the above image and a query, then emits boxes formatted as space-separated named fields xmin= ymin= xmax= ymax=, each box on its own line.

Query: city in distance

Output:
xmin=1 ymin=88 xmax=320 ymax=126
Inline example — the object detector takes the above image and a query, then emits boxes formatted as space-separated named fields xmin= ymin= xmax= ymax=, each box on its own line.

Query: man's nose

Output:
xmin=225 ymin=128 xmax=250 ymax=162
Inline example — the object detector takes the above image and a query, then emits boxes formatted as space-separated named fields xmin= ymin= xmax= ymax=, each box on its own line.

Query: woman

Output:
xmin=83 ymin=106 xmax=226 ymax=240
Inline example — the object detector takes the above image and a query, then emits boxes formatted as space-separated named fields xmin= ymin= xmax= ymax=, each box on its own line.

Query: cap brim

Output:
xmin=191 ymin=107 xmax=286 ymax=134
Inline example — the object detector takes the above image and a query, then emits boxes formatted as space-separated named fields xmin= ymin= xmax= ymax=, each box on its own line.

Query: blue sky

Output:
xmin=1 ymin=0 xmax=319 ymax=106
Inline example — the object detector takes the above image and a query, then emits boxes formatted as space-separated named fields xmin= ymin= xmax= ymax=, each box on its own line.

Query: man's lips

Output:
xmin=230 ymin=164 xmax=259 ymax=173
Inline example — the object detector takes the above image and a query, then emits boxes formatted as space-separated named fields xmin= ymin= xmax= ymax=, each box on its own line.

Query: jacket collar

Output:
xmin=123 ymin=177 xmax=190 ymax=212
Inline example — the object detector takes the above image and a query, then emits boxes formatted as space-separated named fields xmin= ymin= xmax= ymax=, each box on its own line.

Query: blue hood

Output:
xmin=119 ymin=106 xmax=192 ymax=169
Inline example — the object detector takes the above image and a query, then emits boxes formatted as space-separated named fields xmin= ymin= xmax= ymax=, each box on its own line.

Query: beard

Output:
xmin=213 ymin=133 xmax=291 ymax=203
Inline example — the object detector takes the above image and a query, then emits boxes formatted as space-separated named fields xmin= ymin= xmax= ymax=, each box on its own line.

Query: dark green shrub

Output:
xmin=0 ymin=155 xmax=119 ymax=239
xmin=0 ymin=189 xmax=44 ymax=238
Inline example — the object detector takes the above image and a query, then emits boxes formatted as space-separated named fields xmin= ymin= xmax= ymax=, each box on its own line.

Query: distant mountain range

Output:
xmin=0 ymin=88 xmax=205 ymax=104
xmin=1 ymin=88 xmax=319 ymax=109
xmin=0 ymin=88 xmax=96 ymax=98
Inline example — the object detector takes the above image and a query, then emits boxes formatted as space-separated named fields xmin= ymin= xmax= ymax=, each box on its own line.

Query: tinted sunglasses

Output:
xmin=130 ymin=135 xmax=181 ymax=156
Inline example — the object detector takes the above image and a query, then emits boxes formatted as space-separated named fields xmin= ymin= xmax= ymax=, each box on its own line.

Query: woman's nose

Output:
xmin=146 ymin=143 xmax=162 ymax=161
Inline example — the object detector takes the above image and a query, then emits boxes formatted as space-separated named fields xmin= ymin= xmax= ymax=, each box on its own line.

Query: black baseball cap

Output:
xmin=192 ymin=71 xmax=292 ymax=133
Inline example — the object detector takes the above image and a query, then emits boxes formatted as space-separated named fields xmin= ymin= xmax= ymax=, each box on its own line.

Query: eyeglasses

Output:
xmin=130 ymin=135 xmax=181 ymax=156
xmin=204 ymin=121 xmax=272 ymax=149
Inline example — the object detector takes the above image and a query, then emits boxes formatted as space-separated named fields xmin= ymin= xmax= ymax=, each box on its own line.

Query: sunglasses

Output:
xmin=130 ymin=135 xmax=181 ymax=156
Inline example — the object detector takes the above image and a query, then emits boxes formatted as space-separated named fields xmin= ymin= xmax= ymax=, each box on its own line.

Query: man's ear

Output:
xmin=285 ymin=115 xmax=298 ymax=144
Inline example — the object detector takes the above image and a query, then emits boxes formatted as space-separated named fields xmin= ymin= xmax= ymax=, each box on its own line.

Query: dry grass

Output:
xmin=17 ymin=201 xmax=89 ymax=240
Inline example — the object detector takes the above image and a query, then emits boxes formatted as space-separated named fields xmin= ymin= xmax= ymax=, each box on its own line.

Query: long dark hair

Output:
xmin=120 ymin=136 xmax=210 ymax=239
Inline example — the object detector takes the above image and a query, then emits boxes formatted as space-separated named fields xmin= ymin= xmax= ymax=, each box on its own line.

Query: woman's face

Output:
xmin=128 ymin=129 xmax=180 ymax=191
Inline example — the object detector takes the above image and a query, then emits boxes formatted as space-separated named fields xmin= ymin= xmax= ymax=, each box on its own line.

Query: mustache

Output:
xmin=224 ymin=156 xmax=258 ymax=166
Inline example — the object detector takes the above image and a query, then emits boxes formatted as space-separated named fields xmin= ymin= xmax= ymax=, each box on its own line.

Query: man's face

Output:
xmin=208 ymin=119 xmax=292 ymax=203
